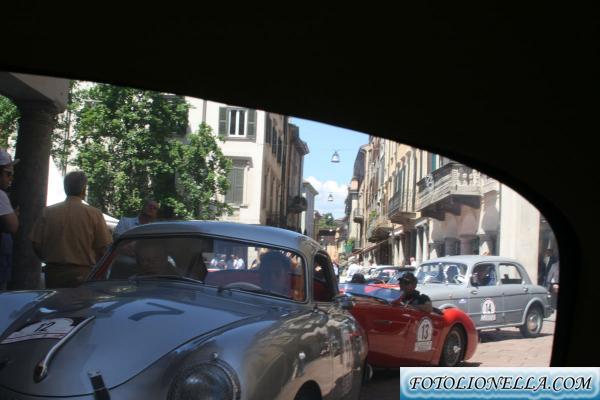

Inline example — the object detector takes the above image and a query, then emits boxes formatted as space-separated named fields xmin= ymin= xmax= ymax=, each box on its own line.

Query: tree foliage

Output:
xmin=0 ymin=95 xmax=19 ymax=149
xmin=318 ymin=212 xmax=336 ymax=229
xmin=71 ymin=83 xmax=231 ymax=219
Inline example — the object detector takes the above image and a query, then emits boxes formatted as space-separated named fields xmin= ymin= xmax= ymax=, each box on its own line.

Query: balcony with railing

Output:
xmin=388 ymin=189 xmax=417 ymax=225
xmin=366 ymin=214 xmax=393 ymax=242
xmin=481 ymin=174 xmax=500 ymax=194
xmin=287 ymin=195 xmax=307 ymax=213
xmin=353 ymin=208 xmax=364 ymax=223
xmin=416 ymin=162 xmax=482 ymax=220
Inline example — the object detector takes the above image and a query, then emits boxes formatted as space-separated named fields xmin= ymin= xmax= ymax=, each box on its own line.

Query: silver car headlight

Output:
xmin=168 ymin=361 xmax=240 ymax=400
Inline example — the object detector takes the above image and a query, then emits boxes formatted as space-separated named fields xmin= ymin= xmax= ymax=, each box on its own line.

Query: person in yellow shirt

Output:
xmin=29 ymin=171 xmax=112 ymax=288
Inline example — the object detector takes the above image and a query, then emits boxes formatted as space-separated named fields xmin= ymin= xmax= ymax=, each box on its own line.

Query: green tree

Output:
xmin=71 ymin=83 xmax=231 ymax=219
xmin=52 ymin=81 xmax=78 ymax=173
xmin=318 ymin=212 xmax=336 ymax=229
xmin=0 ymin=95 xmax=19 ymax=149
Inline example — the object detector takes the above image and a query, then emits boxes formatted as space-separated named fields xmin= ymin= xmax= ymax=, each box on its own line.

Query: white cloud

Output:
xmin=306 ymin=176 xmax=348 ymax=219
xmin=305 ymin=176 xmax=323 ymax=192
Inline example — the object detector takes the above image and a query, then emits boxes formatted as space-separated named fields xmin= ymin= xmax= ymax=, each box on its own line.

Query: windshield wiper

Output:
xmin=128 ymin=275 xmax=204 ymax=285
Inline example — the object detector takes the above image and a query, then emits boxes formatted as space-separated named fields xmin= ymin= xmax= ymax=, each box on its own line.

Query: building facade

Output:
xmin=301 ymin=181 xmax=319 ymax=239
xmin=345 ymin=135 xmax=556 ymax=283
xmin=187 ymin=99 xmax=308 ymax=230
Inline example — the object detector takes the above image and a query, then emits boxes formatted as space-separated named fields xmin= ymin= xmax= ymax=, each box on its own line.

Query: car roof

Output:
xmin=421 ymin=255 xmax=523 ymax=265
xmin=119 ymin=220 xmax=321 ymax=255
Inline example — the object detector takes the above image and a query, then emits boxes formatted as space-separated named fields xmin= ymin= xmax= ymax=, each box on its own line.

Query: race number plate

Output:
xmin=1 ymin=318 xmax=86 ymax=344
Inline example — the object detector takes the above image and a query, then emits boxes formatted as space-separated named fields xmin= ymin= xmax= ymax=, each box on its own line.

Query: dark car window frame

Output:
xmin=469 ymin=262 xmax=499 ymax=287
xmin=313 ymin=251 xmax=338 ymax=303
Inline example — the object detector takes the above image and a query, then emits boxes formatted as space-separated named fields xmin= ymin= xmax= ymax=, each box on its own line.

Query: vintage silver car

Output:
xmin=415 ymin=256 xmax=553 ymax=336
xmin=0 ymin=221 xmax=368 ymax=399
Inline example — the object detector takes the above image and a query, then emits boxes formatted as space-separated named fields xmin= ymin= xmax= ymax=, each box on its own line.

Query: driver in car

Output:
xmin=392 ymin=272 xmax=432 ymax=313
xmin=259 ymin=251 xmax=293 ymax=298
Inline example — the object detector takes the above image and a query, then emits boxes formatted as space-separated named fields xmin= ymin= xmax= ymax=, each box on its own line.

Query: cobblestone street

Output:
xmin=359 ymin=313 xmax=556 ymax=399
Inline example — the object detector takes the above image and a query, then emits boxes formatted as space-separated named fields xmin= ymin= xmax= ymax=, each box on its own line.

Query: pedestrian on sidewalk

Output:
xmin=0 ymin=149 xmax=19 ymax=290
xmin=113 ymin=199 xmax=159 ymax=239
xmin=29 ymin=171 xmax=112 ymax=288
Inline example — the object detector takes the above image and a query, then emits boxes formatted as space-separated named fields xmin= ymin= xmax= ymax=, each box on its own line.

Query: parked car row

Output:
xmin=0 ymin=222 xmax=551 ymax=399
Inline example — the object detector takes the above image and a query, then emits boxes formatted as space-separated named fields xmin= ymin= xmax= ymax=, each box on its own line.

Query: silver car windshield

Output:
xmin=416 ymin=262 xmax=468 ymax=284
xmin=94 ymin=236 xmax=307 ymax=301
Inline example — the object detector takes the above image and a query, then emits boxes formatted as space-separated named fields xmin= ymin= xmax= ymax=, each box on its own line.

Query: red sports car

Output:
xmin=339 ymin=283 xmax=478 ymax=368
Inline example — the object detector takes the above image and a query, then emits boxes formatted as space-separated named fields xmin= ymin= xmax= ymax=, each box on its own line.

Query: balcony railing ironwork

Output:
xmin=416 ymin=162 xmax=482 ymax=219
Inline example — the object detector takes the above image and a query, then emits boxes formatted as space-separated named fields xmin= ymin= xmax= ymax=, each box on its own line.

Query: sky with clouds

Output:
xmin=290 ymin=117 xmax=369 ymax=219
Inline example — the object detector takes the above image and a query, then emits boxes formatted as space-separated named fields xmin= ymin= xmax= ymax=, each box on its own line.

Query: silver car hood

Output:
xmin=0 ymin=281 xmax=270 ymax=397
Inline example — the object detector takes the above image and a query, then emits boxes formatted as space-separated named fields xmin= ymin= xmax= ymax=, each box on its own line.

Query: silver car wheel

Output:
xmin=520 ymin=306 xmax=543 ymax=337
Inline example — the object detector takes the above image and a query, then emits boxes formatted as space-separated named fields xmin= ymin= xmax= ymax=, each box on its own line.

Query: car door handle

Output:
xmin=470 ymin=290 xmax=478 ymax=294
xmin=523 ymin=287 xmax=529 ymax=293
xmin=374 ymin=320 xmax=392 ymax=325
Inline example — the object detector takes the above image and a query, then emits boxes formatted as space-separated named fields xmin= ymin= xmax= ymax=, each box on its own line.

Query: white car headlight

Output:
xmin=168 ymin=361 xmax=240 ymax=400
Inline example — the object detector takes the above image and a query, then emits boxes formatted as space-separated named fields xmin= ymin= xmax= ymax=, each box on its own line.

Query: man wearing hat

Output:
xmin=0 ymin=149 xmax=19 ymax=290
xmin=392 ymin=272 xmax=432 ymax=313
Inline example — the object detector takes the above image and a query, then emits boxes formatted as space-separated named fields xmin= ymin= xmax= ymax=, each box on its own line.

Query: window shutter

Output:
xmin=247 ymin=109 xmax=256 ymax=141
xmin=225 ymin=169 xmax=234 ymax=203
xmin=226 ymin=164 xmax=245 ymax=204
xmin=219 ymin=107 xmax=228 ymax=136
xmin=272 ymin=129 xmax=277 ymax=155
xmin=234 ymin=167 xmax=244 ymax=203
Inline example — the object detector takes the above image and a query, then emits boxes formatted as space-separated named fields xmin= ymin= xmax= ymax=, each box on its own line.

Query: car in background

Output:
xmin=339 ymin=283 xmax=477 ymax=368
xmin=414 ymin=256 xmax=553 ymax=336
xmin=367 ymin=266 xmax=416 ymax=284
xmin=0 ymin=221 xmax=368 ymax=400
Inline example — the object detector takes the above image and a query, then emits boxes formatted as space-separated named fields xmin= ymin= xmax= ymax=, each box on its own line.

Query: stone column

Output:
xmin=478 ymin=233 xmax=495 ymax=255
xmin=10 ymin=100 xmax=59 ymax=290
xmin=415 ymin=227 xmax=423 ymax=263
xmin=398 ymin=234 xmax=406 ymax=265
xmin=422 ymin=225 xmax=430 ymax=261
xmin=444 ymin=237 xmax=460 ymax=256
xmin=460 ymin=235 xmax=477 ymax=255
xmin=430 ymin=240 xmax=444 ymax=258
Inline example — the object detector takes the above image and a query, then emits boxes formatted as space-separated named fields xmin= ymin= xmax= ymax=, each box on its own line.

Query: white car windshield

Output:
xmin=416 ymin=262 xmax=467 ymax=284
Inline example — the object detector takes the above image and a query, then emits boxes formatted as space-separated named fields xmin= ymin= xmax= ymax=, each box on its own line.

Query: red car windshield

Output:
xmin=339 ymin=283 xmax=402 ymax=302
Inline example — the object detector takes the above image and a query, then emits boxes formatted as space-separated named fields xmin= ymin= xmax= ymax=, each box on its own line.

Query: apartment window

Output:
xmin=218 ymin=107 xmax=256 ymax=139
xmin=262 ymin=171 xmax=268 ymax=209
xmin=271 ymin=130 xmax=277 ymax=154
xmin=265 ymin=118 xmax=272 ymax=144
xmin=419 ymin=149 xmax=424 ymax=179
xmin=428 ymin=153 xmax=438 ymax=172
xmin=229 ymin=109 xmax=246 ymax=135
xmin=225 ymin=160 xmax=246 ymax=205
xmin=277 ymin=137 xmax=283 ymax=163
